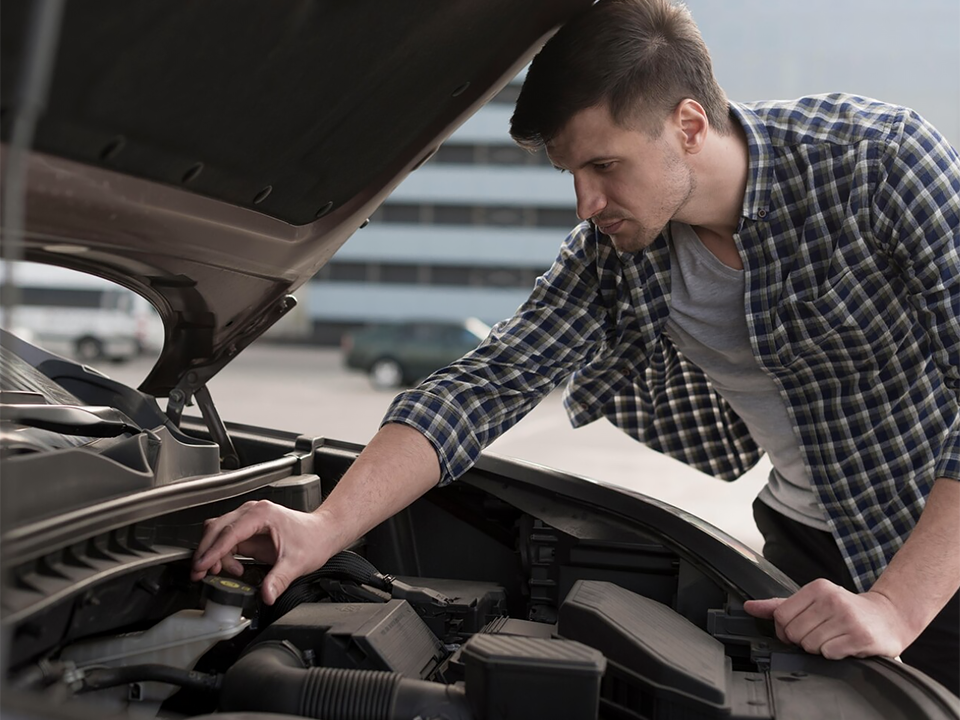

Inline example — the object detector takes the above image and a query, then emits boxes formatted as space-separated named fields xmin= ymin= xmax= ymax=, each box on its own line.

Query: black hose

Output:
xmin=265 ymin=576 xmax=327 ymax=624
xmin=220 ymin=641 xmax=471 ymax=720
xmin=79 ymin=664 xmax=222 ymax=694
xmin=9 ymin=659 xmax=64 ymax=690
xmin=308 ymin=550 xmax=391 ymax=590
xmin=300 ymin=666 xmax=398 ymax=718
xmin=11 ymin=660 xmax=222 ymax=702
xmin=264 ymin=551 xmax=392 ymax=624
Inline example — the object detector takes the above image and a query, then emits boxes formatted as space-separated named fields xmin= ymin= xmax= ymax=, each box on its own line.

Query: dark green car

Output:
xmin=342 ymin=318 xmax=491 ymax=389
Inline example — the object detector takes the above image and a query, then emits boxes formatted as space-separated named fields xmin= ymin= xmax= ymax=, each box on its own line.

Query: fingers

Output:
xmin=220 ymin=554 xmax=246 ymax=577
xmin=743 ymin=597 xmax=785 ymax=619
xmin=743 ymin=597 xmax=791 ymax=642
xmin=745 ymin=590 xmax=817 ymax=646
xmin=806 ymin=629 xmax=856 ymax=659
xmin=744 ymin=580 xmax=905 ymax=660
xmin=259 ymin=511 xmax=330 ymax=604
xmin=191 ymin=501 xmax=271 ymax=581
xmin=190 ymin=554 xmax=224 ymax=582
xmin=768 ymin=587 xmax=821 ymax=646
xmin=190 ymin=500 xmax=331 ymax=605
xmin=782 ymin=612 xmax=843 ymax=654
xmin=195 ymin=506 xmax=264 ymax=568
xmin=262 ymin=563 xmax=295 ymax=605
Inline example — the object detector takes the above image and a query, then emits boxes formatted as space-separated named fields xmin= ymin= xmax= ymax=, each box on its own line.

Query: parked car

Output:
xmin=1 ymin=3 xmax=957 ymax=720
xmin=342 ymin=318 xmax=491 ymax=389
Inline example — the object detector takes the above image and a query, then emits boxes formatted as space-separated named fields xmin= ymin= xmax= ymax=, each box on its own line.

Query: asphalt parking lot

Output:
xmin=107 ymin=343 xmax=769 ymax=552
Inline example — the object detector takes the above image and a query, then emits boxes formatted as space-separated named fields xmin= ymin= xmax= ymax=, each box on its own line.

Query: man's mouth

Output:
xmin=596 ymin=219 xmax=624 ymax=235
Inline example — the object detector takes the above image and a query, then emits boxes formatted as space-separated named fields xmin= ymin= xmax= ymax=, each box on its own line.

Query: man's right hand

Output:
xmin=190 ymin=422 xmax=442 ymax=606
xmin=190 ymin=500 xmax=337 ymax=605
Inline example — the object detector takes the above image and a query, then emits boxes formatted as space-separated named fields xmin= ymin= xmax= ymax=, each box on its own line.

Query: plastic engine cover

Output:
xmin=251 ymin=600 xmax=445 ymax=679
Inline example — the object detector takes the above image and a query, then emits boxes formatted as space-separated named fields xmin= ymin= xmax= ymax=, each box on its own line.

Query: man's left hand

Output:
xmin=743 ymin=579 xmax=915 ymax=660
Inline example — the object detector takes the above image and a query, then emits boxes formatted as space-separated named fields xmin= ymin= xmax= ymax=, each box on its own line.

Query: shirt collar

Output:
xmin=729 ymin=102 xmax=774 ymax=221
xmin=608 ymin=103 xmax=773 ymax=262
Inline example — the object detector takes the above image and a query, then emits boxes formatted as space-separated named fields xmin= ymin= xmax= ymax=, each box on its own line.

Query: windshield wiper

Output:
xmin=0 ymin=404 xmax=142 ymax=437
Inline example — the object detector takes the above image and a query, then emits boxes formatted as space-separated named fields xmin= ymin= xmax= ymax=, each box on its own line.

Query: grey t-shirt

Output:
xmin=664 ymin=222 xmax=828 ymax=530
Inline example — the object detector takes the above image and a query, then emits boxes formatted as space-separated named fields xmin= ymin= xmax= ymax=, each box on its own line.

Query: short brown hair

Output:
xmin=510 ymin=0 xmax=729 ymax=150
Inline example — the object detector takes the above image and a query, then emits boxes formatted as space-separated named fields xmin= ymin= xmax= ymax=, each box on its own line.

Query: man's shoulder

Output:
xmin=738 ymin=93 xmax=906 ymax=149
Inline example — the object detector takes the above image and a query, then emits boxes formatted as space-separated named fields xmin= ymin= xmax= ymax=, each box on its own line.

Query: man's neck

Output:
xmin=681 ymin=120 xmax=750 ymax=237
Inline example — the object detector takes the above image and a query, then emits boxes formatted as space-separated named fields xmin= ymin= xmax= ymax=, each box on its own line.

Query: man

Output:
xmin=192 ymin=0 xmax=960 ymax=693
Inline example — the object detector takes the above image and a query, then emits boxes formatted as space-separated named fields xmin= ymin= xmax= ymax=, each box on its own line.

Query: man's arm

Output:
xmin=746 ymin=108 xmax=960 ymax=660
xmin=190 ymin=224 xmax=619 ymax=603
xmin=745 ymin=477 xmax=960 ymax=659
xmin=190 ymin=423 xmax=439 ymax=604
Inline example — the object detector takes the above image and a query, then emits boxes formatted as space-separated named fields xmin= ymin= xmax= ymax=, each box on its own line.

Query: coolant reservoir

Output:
xmin=61 ymin=576 xmax=255 ymax=703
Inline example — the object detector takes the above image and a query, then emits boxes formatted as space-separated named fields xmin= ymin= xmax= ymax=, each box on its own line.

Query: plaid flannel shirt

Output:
xmin=383 ymin=94 xmax=960 ymax=591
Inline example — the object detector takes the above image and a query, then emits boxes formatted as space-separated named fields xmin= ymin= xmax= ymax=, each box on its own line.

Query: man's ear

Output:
xmin=675 ymin=98 xmax=708 ymax=155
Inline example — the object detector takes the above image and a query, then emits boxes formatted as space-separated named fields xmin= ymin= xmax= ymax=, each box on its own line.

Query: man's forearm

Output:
xmin=868 ymin=476 xmax=960 ymax=642
xmin=191 ymin=422 xmax=441 ymax=604
xmin=744 ymin=476 xmax=959 ymax=659
xmin=311 ymin=422 xmax=442 ymax=560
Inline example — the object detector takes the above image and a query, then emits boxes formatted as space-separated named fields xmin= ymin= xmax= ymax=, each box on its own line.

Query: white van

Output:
xmin=0 ymin=261 xmax=153 ymax=363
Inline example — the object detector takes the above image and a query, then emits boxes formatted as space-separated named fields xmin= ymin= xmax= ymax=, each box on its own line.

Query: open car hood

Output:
xmin=0 ymin=0 xmax=591 ymax=396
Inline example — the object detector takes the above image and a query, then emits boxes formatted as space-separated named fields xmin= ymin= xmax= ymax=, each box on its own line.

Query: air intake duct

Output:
xmin=219 ymin=640 xmax=470 ymax=720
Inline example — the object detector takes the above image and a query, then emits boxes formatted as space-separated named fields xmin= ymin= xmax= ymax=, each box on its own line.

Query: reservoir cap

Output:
xmin=203 ymin=575 xmax=256 ymax=608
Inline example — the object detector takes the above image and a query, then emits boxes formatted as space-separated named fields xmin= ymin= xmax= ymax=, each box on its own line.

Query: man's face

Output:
xmin=546 ymin=104 xmax=695 ymax=253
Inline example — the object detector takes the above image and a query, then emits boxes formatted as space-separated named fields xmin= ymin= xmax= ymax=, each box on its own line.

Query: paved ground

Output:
xmin=108 ymin=344 xmax=769 ymax=551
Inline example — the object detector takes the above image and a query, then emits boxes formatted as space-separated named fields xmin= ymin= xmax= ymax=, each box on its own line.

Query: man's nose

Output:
xmin=574 ymin=175 xmax=605 ymax=221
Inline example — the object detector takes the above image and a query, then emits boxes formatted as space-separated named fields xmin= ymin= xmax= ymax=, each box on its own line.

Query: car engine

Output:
xmin=3 ymin=342 xmax=956 ymax=720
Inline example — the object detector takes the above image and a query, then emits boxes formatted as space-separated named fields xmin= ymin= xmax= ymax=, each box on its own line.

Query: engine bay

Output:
xmin=2 ymin=343 xmax=956 ymax=720
xmin=6 ymin=504 xmax=777 ymax=720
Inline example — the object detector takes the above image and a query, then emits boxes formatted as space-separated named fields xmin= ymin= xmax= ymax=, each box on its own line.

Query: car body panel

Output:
xmin=1 ymin=0 xmax=591 ymax=395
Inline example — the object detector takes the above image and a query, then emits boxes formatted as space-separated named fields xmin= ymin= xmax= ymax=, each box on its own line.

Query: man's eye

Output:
xmin=593 ymin=162 xmax=612 ymax=171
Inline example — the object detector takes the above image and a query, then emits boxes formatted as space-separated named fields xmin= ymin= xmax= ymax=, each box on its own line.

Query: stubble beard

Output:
xmin=609 ymin=147 xmax=697 ymax=254
xmin=611 ymin=219 xmax=666 ymax=254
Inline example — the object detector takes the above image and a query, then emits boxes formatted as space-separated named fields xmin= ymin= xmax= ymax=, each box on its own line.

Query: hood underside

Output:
xmin=0 ymin=0 xmax=591 ymax=395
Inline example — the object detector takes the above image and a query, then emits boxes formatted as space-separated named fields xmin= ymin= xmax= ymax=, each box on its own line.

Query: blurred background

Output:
xmin=5 ymin=0 xmax=959 ymax=552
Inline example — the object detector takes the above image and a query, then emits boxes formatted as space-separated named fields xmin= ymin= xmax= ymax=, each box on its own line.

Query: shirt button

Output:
xmin=758 ymin=209 xmax=768 ymax=219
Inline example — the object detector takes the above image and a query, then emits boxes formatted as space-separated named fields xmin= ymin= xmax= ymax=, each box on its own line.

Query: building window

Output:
xmin=374 ymin=202 xmax=572 ymax=229
xmin=429 ymin=142 xmax=551 ymax=167
xmin=535 ymin=208 xmax=580 ymax=228
xmin=477 ymin=268 xmax=521 ymax=287
xmin=490 ymin=84 xmax=522 ymax=106
xmin=319 ymin=261 xmax=544 ymax=289
xmin=433 ymin=205 xmax=476 ymax=225
xmin=381 ymin=204 xmax=422 ymax=223
xmin=323 ymin=263 xmax=369 ymax=282
xmin=379 ymin=264 xmax=420 ymax=284
xmin=487 ymin=145 xmax=530 ymax=165
xmin=483 ymin=206 xmax=527 ymax=226
xmin=432 ymin=145 xmax=476 ymax=163
xmin=429 ymin=265 xmax=475 ymax=286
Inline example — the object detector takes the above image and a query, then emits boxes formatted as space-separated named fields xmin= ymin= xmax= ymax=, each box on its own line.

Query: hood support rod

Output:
xmin=194 ymin=384 xmax=240 ymax=470
xmin=165 ymin=376 xmax=239 ymax=470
